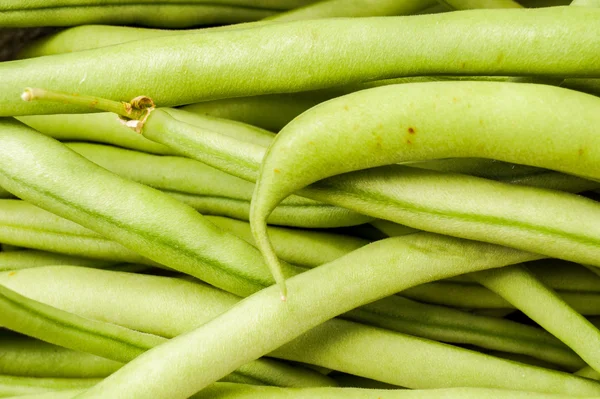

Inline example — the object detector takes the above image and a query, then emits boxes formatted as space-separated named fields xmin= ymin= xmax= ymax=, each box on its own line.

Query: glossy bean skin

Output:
xmin=66 ymin=142 xmax=371 ymax=228
xmin=0 ymin=119 xmax=305 ymax=297
xmin=440 ymin=0 xmax=522 ymax=9
xmin=251 ymin=82 xmax=600 ymax=283
xmin=2 ymin=265 xmax=583 ymax=370
xmin=2 ymin=0 xmax=310 ymax=9
xmin=3 ymin=7 xmax=600 ymax=116
xmin=0 ymin=5 xmax=276 ymax=28
xmin=266 ymin=0 xmax=436 ymax=21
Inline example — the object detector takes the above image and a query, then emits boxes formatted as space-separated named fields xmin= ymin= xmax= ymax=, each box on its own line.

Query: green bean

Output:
xmin=77 ymin=232 xmax=600 ymax=399
xmin=0 ymin=282 xmax=338 ymax=388
xmin=5 ymin=266 xmax=588 ymax=392
xmin=452 ymin=259 xmax=600 ymax=292
xmin=250 ymin=81 xmax=600 ymax=288
xmin=3 ymin=0 xmax=309 ymax=9
xmin=205 ymin=216 xmax=368 ymax=267
xmin=0 ymin=249 xmax=117 ymax=272
xmin=3 ymin=7 xmax=600 ymax=116
xmin=472 ymin=265 xmax=600 ymax=373
xmin=0 ymin=5 xmax=277 ymax=28
xmin=0 ymin=337 xmax=121 ymax=378
xmin=399 ymin=281 xmax=600 ymax=314
xmin=0 ymin=375 xmax=99 ymax=398
xmin=265 ymin=0 xmax=437 ymax=21
xmin=0 ymin=199 xmax=150 ymax=264
xmin=482 ymin=351 xmax=564 ymax=371
xmin=0 ymin=118 xmax=305 ymax=297
xmin=440 ymin=0 xmax=522 ymax=9
xmin=3 ymin=265 xmax=583 ymax=371
xmin=344 ymin=295 xmax=584 ymax=370
xmin=66 ymin=142 xmax=371 ymax=228
xmin=8 ymin=384 xmax=600 ymax=399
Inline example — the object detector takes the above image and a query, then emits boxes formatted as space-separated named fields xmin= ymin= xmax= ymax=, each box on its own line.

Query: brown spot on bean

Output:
xmin=579 ymin=147 xmax=586 ymax=156
xmin=274 ymin=169 xmax=280 ymax=174
xmin=496 ymin=52 xmax=504 ymax=64
xmin=406 ymin=139 xmax=412 ymax=145
xmin=460 ymin=62 xmax=466 ymax=69
xmin=452 ymin=97 xmax=459 ymax=103
xmin=8 ymin=272 xmax=16 ymax=277
xmin=343 ymin=105 xmax=349 ymax=111
xmin=408 ymin=127 xmax=415 ymax=134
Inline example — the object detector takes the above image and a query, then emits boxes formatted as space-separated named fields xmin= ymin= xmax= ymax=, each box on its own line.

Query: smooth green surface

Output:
xmin=2 ymin=7 xmax=600 ymax=116
xmin=0 ymin=375 xmax=99 ymax=398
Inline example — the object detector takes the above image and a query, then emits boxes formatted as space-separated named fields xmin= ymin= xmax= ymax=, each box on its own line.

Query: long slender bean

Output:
xmin=2 ymin=265 xmax=583 ymax=370
xmin=65 ymin=142 xmax=371 ymax=228
xmin=0 ymin=337 xmax=121 ymax=378
xmin=74 ymin=233 xmax=600 ymax=398
xmin=0 ymin=282 xmax=338 ymax=388
xmin=0 ymin=5 xmax=277 ymax=28
xmin=266 ymin=0 xmax=436 ymax=21
xmin=3 ymin=7 xmax=600 ymax=116
xmin=440 ymin=0 xmax=522 ymax=9
xmin=0 ymin=118 xmax=305 ymax=297
xmin=0 ymin=199 xmax=150 ymax=264
xmin=6 ymin=385 xmax=600 ymax=399
xmin=0 ymin=249 xmax=117 ymax=272
xmin=0 ymin=375 xmax=99 ymax=398
xmin=1 ymin=0 xmax=310 ymax=9
xmin=250 ymin=81 xmax=600 ymax=288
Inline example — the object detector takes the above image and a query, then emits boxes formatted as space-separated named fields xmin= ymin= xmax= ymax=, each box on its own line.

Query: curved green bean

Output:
xmin=250 ymin=81 xmax=600 ymax=287
xmin=0 ymin=5 xmax=277 ymax=28
xmin=3 ymin=7 xmax=600 ymax=116
xmin=2 ymin=265 xmax=583 ymax=370
xmin=0 ymin=282 xmax=338 ymax=388
xmin=472 ymin=265 xmax=600 ymax=373
xmin=266 ymin=0 xmax=436 ymax=21
xmin=0 ymin=118 xmax=304 ymax=297
xmin=73 ymin=233 xmax=600 ymax=398
xmin=2 ymin=0 xmax=309 ymax=9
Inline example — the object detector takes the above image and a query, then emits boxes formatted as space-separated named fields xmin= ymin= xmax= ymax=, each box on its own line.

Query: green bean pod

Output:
xmin=472 ymin=265 xmax=600 ymax=374
xmin=0 ymin=375 xmax=99 ymax=398
xmin=0 ymin=249 xmax=117 ymax=272
xmin=0 ymin=4 xmax=277 ymax=28
xmin=266 ymin=0 xmax=437 ymax=21
xmin=0 ymin=282 xmax=338 ymax=388
xmin=65 ymin=142 xmax=370 ymax=228
xmin=0 ymin=337 xmax=121 ymax=378
xmin=6 ymin=384 xmax=600 ymax=399
xmin=74 ymin=233 xmax=600 ymax=399
xmin=0 ymin=199 xmax=150 ymax=264
xmin=1 ymin=265 xmax=583 ymax=370
xmin=399 ymin=281 xmax=600 ymax=314
xmin=251 ymin=81 xmax=600 ymax=286
xmin=0 ymin=119 xmax=305 ymax=297
xmin=3 ymin=7 xmax=600 ymax=116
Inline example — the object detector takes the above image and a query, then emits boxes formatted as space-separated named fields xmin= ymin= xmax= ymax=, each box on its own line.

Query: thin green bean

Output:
xmin=250 ymin=81 xmax=600 ymax=289
xmin=3 ymin=7 xmax=600 ymax=116
xmin=266 ymin=0 xmax=436 ymax=21
xmin=0 ymin=375 xmax=99 ymax=398
xmin=0 ymin=249 xmax=117 ymax=272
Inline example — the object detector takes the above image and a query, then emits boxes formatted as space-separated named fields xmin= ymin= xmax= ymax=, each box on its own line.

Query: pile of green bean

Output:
xmin=0 ymin=0 xmax=599 ymax=398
